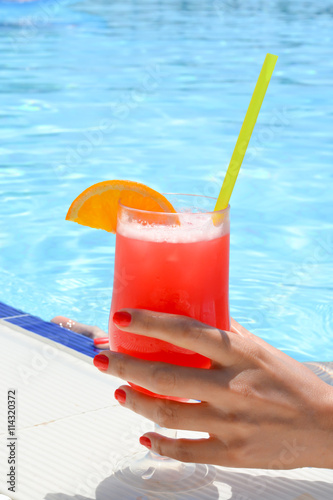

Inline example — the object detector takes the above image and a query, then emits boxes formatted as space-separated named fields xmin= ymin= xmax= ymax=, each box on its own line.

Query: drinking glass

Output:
xmin=109 ymin=194 xmax=230 ymax=492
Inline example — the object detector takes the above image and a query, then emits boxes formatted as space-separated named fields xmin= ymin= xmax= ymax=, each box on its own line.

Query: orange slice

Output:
xmin=66 ymin=180 xmax=176 ymax=233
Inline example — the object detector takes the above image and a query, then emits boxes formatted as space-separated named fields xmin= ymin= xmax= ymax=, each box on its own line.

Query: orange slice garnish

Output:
xmin=66 ymin=180 xmax=176 ymax=233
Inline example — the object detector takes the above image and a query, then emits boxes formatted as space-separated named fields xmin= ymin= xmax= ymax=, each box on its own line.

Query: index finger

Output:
xmin=112 ymin=309 xmax=241 ymax=366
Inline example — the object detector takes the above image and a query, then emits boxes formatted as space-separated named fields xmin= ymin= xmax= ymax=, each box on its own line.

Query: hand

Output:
xmin=51 ymin=316 xmax=109 ymax=348
xmin=92 ymin=309 xmax=333 ymax=469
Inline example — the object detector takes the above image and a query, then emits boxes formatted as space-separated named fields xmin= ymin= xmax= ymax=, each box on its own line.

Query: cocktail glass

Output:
xmin=109 ymin=194 xmax=230 ymax=492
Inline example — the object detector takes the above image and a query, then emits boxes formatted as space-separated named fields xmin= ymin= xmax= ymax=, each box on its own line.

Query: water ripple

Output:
xmin=0 ymin=0 xmax=332 ymax=361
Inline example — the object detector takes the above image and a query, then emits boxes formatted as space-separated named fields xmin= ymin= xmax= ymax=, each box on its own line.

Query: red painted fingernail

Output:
xmin=139 ymin=436 xmax=152 ymax=449
xmin=94 ymin=337 xmax=109 ymax=345
xmin=113 ymin=311 xmax=132 ymax=327
xmin=93 ymin=354 xmax=109 ymax=371
xmin=114 ymin=389 xmax=126 ymax=405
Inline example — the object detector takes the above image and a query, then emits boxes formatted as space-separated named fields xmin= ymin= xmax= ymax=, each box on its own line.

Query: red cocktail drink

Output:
xmin=109 ymin=195 xmax=230 ymax=397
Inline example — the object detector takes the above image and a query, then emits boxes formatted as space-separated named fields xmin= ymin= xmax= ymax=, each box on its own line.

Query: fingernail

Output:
xmin=139 ymin=436 xmax=152 ymax=449
xmin=114 ymin=388 xmax=126 ymax=405
xmin=93 ymin=354 xmax=109 ymax=371
xmin=113 ymin=311 xmax=132 ymax=327
xmin=94 ymin=337 xmax=109 ymax=345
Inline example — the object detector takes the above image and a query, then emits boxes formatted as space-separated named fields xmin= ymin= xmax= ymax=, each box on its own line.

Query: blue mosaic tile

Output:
xmin=0 ymin=301 xmax=26 ymax=319
xmin=6 ymin=313 xmax=97 ymax=358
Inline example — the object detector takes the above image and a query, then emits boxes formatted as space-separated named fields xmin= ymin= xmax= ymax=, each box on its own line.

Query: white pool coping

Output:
xmin=0 ymin=319 xmax=332 ymax=500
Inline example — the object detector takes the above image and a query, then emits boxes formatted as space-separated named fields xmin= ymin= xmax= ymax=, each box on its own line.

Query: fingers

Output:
xmin=94 ymin=352 xmax=219 ymax=401
xmin=115 ymin=385 xmax=213 ymax=432
xmin=93 ymin=337 xmax=110 ymax=350
xmin=139 ymin=433 xmax=223 ymax=465
xmin=113 ymin=309 xmax=242 ymax=366
xmin=51 ymin=316 xmax=107 ymax=341
xmin=115 ymin=385 xmax=254 ymax=437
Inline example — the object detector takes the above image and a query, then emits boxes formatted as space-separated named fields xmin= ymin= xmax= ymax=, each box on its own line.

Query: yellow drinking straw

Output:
xmin=214 ymin=53 xmax=278 ymax=211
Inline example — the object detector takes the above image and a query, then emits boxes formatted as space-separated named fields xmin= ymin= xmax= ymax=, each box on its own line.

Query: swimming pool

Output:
xmin=0 ymin=0 xmax=332 ymax=362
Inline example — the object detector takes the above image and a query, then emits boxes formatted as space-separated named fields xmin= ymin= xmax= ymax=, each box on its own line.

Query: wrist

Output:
xmin=316 ymin=385 xmax=333 ymax=468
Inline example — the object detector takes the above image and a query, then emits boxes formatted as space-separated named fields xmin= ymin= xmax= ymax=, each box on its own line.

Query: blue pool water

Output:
xmin=0 ymin=0 xmax=332 ymax=361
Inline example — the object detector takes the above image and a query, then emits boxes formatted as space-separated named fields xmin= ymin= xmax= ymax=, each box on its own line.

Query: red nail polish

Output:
xmin=114 ymin=389 xmax=126 ymax=405
xmin=139 ymin=436 xmax=152 ymax=449
xmin=113 ymin=311 xmax=132 ymax=327
xmin=93 ymin=354 xmax=109 ymax=371
xmin=94 ymin=337 xmax=109 ymax=345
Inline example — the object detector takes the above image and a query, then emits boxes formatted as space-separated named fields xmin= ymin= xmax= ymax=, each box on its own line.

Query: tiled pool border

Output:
xmin=0 ymin=300 xmax=97 ymax=358
xmin=1 ymin=300 xmax=333 ymax=372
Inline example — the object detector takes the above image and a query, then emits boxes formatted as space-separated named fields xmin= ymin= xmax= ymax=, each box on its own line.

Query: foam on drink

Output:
xmin=117 ymin=212 xmax=229 ymax=244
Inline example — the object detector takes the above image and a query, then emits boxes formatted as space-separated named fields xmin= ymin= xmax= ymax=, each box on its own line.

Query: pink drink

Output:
xmin=109 ymin=197 xmax=230 ymax=397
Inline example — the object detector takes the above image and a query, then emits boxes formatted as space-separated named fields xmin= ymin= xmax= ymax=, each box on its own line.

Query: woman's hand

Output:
xmin=51 ymin=316 xmax=108 ymax=345
xmin=91 ymin=309 xmax=333 ymax=469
